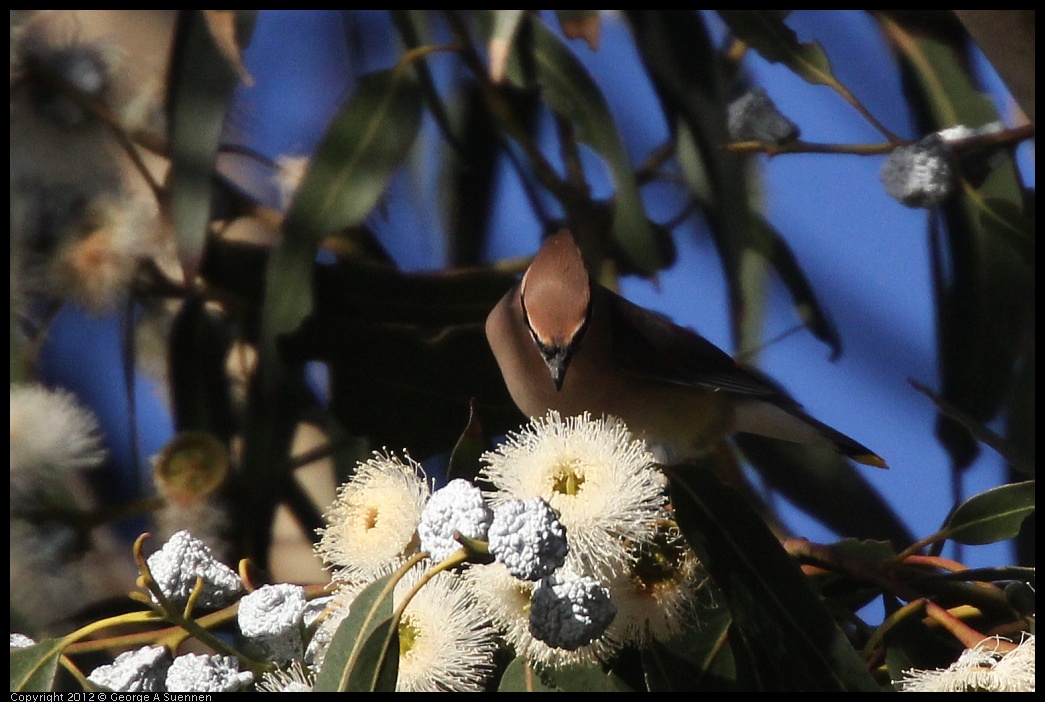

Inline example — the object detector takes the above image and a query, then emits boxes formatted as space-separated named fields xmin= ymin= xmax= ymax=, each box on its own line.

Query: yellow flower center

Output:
xmin=551 ymin=458 xmax=585 ymax=495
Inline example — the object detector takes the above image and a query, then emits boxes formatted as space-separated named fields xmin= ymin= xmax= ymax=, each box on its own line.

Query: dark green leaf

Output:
xmin=168 ymin=296 xmax=235 ymax=441
xmin=538 ymin=664 xmax=633 ymax=692
xmin=241 ymin=67 xmax=423 ymax=564
xmin=498 ymin=656 xmax=557 ymax=692
xmin=505 ymin=15 xmax=665 ymax=274
xmin=716 ymin=11 xmax=839 ymax=88
xmin=167 ymin=10 xmax=255 ymax=279
xmin=750 ymin=215 xmax=842 ymax=359
xmin=626 ymin=11 xmax=760 ymax=350
xmin=313 ymin=571 xmax=400 ymax=692
xmin=642 ymin=603 xmax=740 ymax=691
xmin=446 ymin=400 xmax=489 ymax=482
xmin=942 ymin=480 xmax=1035 ymax=545
xmin=882 ymin=15 xmax=1033 ymax=470
xmin=10 ymin=639 xmax=62 ymax=692
xmin=735 ymin=435 xmax=915 ymax=549
xmin=666 ymin=464 xmax=880 ymax=691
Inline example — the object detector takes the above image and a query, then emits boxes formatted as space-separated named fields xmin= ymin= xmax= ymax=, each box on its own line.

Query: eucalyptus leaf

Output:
xmin=9 ymin=639 xmax=62 ymax=692
xmin=313 ymin=571 xmax=400 ymax=692
xmin=716 ymin=11 xmax=838 ymax=89
xmin=536 ymin=663 xmax=633 ymax=692
xmin=167 ymin=10 xmax=255 ymax=279
xmin=882 ymin=14 xmax=1033 ymax=470
xmin=504 ymin=15 xmax=664 ymax=274
xmin=626 ymin=11 xmax=761 ymax=350
xmin=498 ymin=656 xmax=557 ymax=692
xmin=942 ymin=480 xmax=1035 ymax=545
xmin=666 ymin=464 xmax=880 ymax=691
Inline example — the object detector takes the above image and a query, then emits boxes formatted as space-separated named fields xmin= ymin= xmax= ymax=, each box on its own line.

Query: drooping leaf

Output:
xmin=666 ymin=464 xmax=880 ymax=691
xmin=240 ymin=66 xmax=423 ymax=564
xmin=880 ymin=14 xmax=1033 ymax=470
xmin=9 ymin=639 xmax=62 ymax=692
xmin=716 ymin=11 xmax=839 ymax=89
xmin=504 ymin=14 xmax=665 ymax=274
xmin=167 ymin=10 xmax=256 ymax=279
xmin=641 ymin=603 xmax=741 ymax=691
xmin=446 ymin=400 xmax=489 ymax=482
xmin=735 ymin=434 xmax=915 ymax=549
xmin=626 ymin=10 xmax=761 ymax=351
xmin=942 ymin=480 xmax=1035 ymax=545
xmin=313 ymin=571 xmax=400 ymax=692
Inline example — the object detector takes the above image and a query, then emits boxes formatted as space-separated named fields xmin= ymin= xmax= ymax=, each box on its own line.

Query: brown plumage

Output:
xmin=485 ymin=229 xmax=886 ymax=467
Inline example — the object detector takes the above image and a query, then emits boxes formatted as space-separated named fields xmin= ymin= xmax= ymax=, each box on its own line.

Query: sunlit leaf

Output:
xmin=313 ymin=571 xmax=400 ymax=692
xmin=9 ymin=639 xmax=62 ymax=692
xmin=537 ymin=664 xmax=633 ymax=692
xmin=942 ymin=480 xmax=1035 ymax=545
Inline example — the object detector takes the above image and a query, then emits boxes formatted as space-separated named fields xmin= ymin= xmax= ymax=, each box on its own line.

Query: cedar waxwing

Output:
xmin=485 ymin=230 xmax=887 ymax=468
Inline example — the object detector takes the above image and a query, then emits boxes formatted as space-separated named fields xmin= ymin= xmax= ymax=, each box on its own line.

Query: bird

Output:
xmin=485 ymin=229 xmax=887 ymax=468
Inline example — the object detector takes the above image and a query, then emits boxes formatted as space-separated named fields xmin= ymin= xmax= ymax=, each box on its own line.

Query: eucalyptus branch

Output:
xmin=726 ymin=138 xmax=904 ymax=157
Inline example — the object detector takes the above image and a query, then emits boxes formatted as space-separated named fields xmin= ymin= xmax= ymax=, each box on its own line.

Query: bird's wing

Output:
xmin=604 ymin=288 xmax=797 ymax=403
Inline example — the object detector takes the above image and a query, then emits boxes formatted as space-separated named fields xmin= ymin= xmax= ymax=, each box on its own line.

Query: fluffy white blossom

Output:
xmin=481 ymin=411 xmax=667 ymax=579
xmin=393 ymin=562 xmax=498 ymax=692
xmin=316 ymin=451 xmax=429 ymax=582
xmin=899 ymin=634 xmax=1035 ymax=692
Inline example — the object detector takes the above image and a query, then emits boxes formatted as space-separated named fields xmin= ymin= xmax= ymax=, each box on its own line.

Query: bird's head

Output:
xmin=519 ymin=230 xmax=592 ymax=390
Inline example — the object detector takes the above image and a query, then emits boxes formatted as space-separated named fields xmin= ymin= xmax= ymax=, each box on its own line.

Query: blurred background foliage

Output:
xmin=10 ymin=9 xmax=1034 ymax=691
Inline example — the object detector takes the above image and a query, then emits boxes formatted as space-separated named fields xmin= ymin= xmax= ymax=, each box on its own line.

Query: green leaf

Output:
xmin=505 ymin=15 xmax=665 ymax=274
xmin=498 ymin=656 xmax=557 ymax=692
xmin=538 ymin=664 xmax=633 ymax=692
xmin=626 ymin=11 xmax=761 ymax=350
xmin=446 ymin=400 xmax=489 ymax=482
xmin=735 ymin=435 xmax=915 ymax=548
xmin=942 ymin=480 xmax=1035 ymax=545
xmin=240 ymin=66 xmax=423 ymax=564
xmin=167 ymin=10 xmax=255 ymax=279
xmin=666 ymin=464 xmax=880 ymax=691
xmin=313 ymin=571 xmax=400 ymax=692
xmin=716 ymin=11 xmax=839 ymax=89
xmin=882 ymin=15 xmax=1033 ymax=470
xmin=642 ymin=603 xmax=740 ymax=691
xmin=10 ymin=639 xmax=62 ymax=692
xmin=750 ymin=215 xmax=842 ymax=359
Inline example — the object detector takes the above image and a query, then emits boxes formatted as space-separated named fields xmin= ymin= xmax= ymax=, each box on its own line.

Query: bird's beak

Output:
xmin=542 ymin=346 xmax=570 ymax=391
